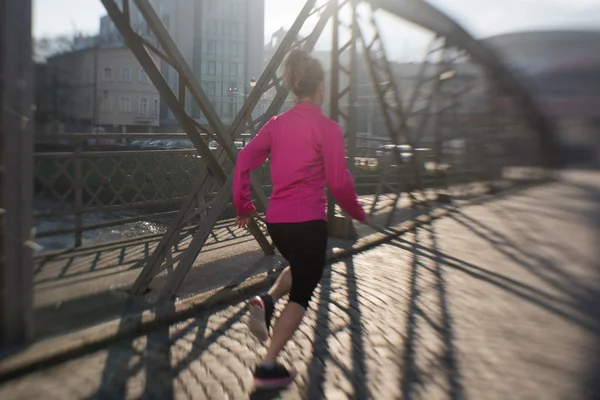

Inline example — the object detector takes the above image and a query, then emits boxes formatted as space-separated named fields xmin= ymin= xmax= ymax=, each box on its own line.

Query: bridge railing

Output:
xmin=32 ymin=130 xmax=534 ymax=252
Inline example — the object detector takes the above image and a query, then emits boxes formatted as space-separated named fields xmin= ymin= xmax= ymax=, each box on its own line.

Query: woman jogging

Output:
xmin=233 ymin=48 xmax=367 ymax=390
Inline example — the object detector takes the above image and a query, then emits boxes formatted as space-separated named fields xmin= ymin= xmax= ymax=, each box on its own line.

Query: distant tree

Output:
xmin=33 ymin=35 xmax=75 ymax=63
xmin=33 ymin=34 xmax=80 ymax=128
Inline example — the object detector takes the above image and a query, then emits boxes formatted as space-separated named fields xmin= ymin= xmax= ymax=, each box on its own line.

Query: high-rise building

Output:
xmin=99 ymin=0 xmax=265 ymax=129
xmin=163 ymin=0 xmax=265 ymax=127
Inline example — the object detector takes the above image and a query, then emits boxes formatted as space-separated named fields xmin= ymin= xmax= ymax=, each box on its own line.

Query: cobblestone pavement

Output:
xmin=2 ymin=171 xmax=599 ymax=399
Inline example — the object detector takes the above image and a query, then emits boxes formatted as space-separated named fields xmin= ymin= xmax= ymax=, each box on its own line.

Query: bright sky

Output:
xmin=33 ymin=0 xmax=600 ymax=46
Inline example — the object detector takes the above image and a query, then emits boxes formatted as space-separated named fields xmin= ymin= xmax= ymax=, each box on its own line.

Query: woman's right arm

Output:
xmin=322 ymin=122 xmax=367 ymax=222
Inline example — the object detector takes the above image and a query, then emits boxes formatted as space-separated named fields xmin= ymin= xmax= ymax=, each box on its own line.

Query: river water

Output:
xmin=34 ymin=198 xmax=170 ymax=252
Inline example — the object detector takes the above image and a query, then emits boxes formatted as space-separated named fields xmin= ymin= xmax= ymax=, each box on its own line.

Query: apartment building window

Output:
xmin=208 ymin=20 xmax=217 ymax=36
xmin=222 ymin=21 xmax=228 ymax=37
xmin=223 ymin=62 xmax=230 ymax=76
xmin=230 ymin=23 xmax=238 ymax=37
xmin=153 ymin=98 xmax=159 ymax=116
xmin=85 ymin=98 xmax=91 ymax=112
xmin=121 ymin=67 xmax=132 ymax=82
xmin=139 ymin=97 xmax=148 ymax=117
xmin=231 ymin=3 xmax=239 ymax=15
xmin=101 ymin=95 xmax=112 ymax=112
xmin=84 ymin=69 xmax=91 ymax=83
xmin=208 ymin=0 xmax=218 ymax=12
xmin=223 ymin=101 xmax=233 ymax=118
xmin=208 ymin=61 xmax=216 ymax=75
xmin=104 ymin=67 xmax=113 ymax=81
xmin=230 ymin=62 xmax=237 ymax=76
xmin=119 ymin=96 xmax=131 ymax=113
xmin=207 ymin=82 xmax=216 ymax=97
xmin=208 ymin=40 xmax=217 ymax=55
xmin=231 ymin=42 xmax=238 ymax=56
xmin=139 ymin=68 xmax=149 ymax=83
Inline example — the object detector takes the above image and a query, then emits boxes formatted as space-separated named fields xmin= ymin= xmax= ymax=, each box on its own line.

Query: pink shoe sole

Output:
xmin=254 ymin=372 xmax=297 ymax=390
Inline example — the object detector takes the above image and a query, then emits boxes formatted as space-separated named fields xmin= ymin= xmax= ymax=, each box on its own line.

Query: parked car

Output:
xmin=376 ymin=144 xmax=432 ymax=173
xmin=129 ymin=140 xmax=151 ymax=148
xmin=376 ymin=144 xmax=413 ymax=162
xmin=141 ymin=140 xmax=163 ymax=149
xmin=208 ymin=140 xmax=244 ymax=150
xmin=163 ymin=140 xmax=193 ymax=149
xmin=86 ymin=137 xmax=125 ymax=150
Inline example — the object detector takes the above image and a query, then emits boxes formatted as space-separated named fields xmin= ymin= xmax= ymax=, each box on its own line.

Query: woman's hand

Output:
xmin=235 ymin=211 xmax=258 ymax=229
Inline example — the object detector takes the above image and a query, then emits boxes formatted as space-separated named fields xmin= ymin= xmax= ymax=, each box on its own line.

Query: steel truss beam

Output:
xmin=327 ymin=0 xmax=360 ymax=239
xmin=0 ymin=0 xmax=35 ymax=346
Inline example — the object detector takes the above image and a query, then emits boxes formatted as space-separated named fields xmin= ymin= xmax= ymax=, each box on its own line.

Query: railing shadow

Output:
xmin=451 ymin=209 xmax=599 ymax=321
xmin=495 ymin=178 xmax=600 ymax=399
xmin=34 ymin=222 xmax=254 ymax=284
xmin=297 ymin=258 xmax=370 ymax=400
xmin=393 ymin=225 xmax=464 ymax=400
xmin=32 ymin=249 xmax=269 ymax=339
xmin=85 ymin=301 xmax=242 ymax=399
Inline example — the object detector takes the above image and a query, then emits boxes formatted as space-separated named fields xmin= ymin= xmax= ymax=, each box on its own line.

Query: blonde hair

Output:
xmin=283 ymin=48 xmax=325 ymax=99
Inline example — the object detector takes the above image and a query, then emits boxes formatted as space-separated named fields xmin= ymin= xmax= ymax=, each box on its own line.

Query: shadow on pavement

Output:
xmin=301 ymin=261 xmax=334 ymax=399
xmin=34 ymin=223 xmax=253 ymax=283
xmin=396 ymin=226 xmax=464 ymax=400
xmin=85 ymin=300 xmax=244 ymax=399
xmin=452 ymin=177 xmax=600 ymax=400
xmin=452 ymin=210 xmax=596 ymax=305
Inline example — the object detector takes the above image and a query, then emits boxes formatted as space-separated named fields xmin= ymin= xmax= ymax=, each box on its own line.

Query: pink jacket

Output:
xmin=233 ymin=102 xmax=366 ymax=224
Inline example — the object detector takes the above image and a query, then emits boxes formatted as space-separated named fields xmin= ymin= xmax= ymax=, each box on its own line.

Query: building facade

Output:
xmin=45 ymin=44 xmax=160 ymax=133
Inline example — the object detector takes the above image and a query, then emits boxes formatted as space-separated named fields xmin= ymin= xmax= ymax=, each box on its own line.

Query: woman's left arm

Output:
xmin=232 ymin=118 xmax=273 ymax=217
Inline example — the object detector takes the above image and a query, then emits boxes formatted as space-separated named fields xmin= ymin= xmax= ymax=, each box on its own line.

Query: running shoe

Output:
xmin=248 ymin=295 xmax=274 ymax=342
xmin=254 ymin=363 xmax=297 ymax=390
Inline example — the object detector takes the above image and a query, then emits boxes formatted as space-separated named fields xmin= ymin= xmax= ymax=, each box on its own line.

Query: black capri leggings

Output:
xmin=267 ymin=219 xmax=328 ymax=309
